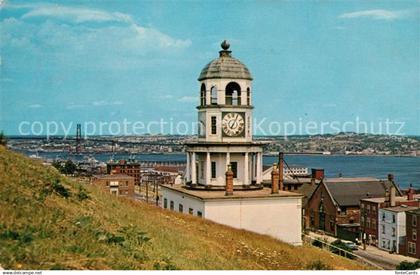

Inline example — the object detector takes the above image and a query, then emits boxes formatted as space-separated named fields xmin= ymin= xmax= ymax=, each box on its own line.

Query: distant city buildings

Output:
xmin=107 ymin=159 xmax=141 ymax=185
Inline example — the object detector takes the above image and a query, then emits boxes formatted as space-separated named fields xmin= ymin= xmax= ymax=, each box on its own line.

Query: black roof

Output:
xmin=323 ymin=178 xmax=401 ymax=207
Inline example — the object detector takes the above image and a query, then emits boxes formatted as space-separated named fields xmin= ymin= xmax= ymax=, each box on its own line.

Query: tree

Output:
xmin=0 ymin=131 xmax=7 ymax=146
xmin=63 ymin=160 xmax=77 ymax=175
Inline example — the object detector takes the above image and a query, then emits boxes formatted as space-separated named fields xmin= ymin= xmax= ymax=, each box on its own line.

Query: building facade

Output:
xmin=378 ymin=206 xmax=418 ymax=254
xmin=107 ymin=159 xmax=141 ymax=185
xmin=360 ymin=188 xmax=419 ymax=246
xmin=92 ymin=174 xmax=135 ymax=197
xmin=405 ymin=208 xmax=420 ymax=259
xmin=306 ymin=177 xmax=401 ymax=240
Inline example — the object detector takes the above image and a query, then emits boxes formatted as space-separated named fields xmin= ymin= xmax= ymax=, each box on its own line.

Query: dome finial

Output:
xmin=221 ymin=40 xmax=230 ymax=50
xmin=219 ymin=40 xmax=232 ymax=57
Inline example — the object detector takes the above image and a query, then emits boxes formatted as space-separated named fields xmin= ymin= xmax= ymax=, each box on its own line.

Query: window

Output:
xmin=170 ymin=201 xmax=174 ymax=210
xmin=225 ymin=82 xmax=241 ymax=105
xmin=382 ymin=225 xmax=385 ymax=234
xmin=197 ymin=211 xmax=202 ymax=218
xmin=366 ymin=218 xmax=371 ymax=229
xmin=200 ymin=84 xmax=206 ymax=106
xmin=211 ymin=161 xmax=216 ymax=178
xmin=247 ymin=88 xmax=250 ymax=105
xmin=366 ymin=204 xmax=371 ymax=214
xmin=210 ymin=86 xmax=217 ymax=105
xmin=382 ymin=213 xmax=386 ymax=221
xmin=310 ymin=210 xmax=315 ymax=226
xmin=392 ymin=227 xmax=396 ymax=237
xmin=189 ymin=208 xmax=193 ymax=215
xmin=413 ymin=215 xmax=417 ymax=227
xmin=413 ymin=231 xmax=417 ymax=241
xmin=211 ymin=116 xmax=217 ymax=135
xmin=231 ymin=162 xmax=238 ymax=178
xmin=372 ymin=219 xmax=376 ymax=230
xmin=408 ymin=242 xmax=416 ymax=254
xmin=178 ymin=204 xmax=183 ymax=213
xmin=392 ymin=214 xmax=396 ymax=223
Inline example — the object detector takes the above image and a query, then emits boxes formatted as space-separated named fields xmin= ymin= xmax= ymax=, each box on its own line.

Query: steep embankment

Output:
xmin=0 ymin=146 xmax=367 ymax=270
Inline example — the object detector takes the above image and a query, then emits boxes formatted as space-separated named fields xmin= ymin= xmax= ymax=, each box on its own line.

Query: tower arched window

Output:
xmin=225 ymin=82 xmax=241 ymax=105
xmin=200 ymin=84 xmax=206 ymax=106
xmin=247 ymin=87 xmax=251 ymax=105
xmin=210 ymin=86 xmax=217 ymax=105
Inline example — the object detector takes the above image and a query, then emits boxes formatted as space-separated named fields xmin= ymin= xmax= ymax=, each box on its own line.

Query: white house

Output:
xmin=160 ymin=41 xmax=303 ymax=246
xmin=378 ymin=205 xmax=418 ymax=253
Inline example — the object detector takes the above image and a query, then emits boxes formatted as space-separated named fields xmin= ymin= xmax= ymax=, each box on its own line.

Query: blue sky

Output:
xmin=1 ymin=0 xmax=419 ymax=136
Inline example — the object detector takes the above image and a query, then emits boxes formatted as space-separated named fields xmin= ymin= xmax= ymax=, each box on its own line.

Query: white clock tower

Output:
xmin=185 ymin=40 xmax=264 ymax=188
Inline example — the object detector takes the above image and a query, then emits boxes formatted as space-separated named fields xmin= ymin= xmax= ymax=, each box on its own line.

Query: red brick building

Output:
xmin=360 ymin=187 xmax=419 ymax=246
xmin=405 ymin=208 xmax=420 ymax=259
xmin=107 ymin=159 xmax=141 ymax=185
xmin=92 ymin=174 xmax=135 ymax=197
xmin=306 ymin=176 xmax=401 ymax=238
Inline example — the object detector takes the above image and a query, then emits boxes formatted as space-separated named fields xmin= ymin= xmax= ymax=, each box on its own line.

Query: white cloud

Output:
xmin=20 ymin=5 xmax=133 ymax=24
xmin=28 ymin=104 xmax=43 ymax=108
xmin=178 ymin=96 xmax=198 ymax=103
xmin=160 ymin=95 xmax=174 ymax=100
xmin=338 ymin=9 xmax=414 ymax=21
xmin=1 ymin=3 xmax=191 ymax=66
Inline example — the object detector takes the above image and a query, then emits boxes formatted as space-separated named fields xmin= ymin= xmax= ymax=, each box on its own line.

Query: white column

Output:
xmin=191 ymin=152 xmax=197 ymax=184
xmin=244 ymin=152 xmax=249 ymax=185
xmin=206 ymin=151 xmax=211 ymax=185
xmin=256 ymin=152 xmax=262 ymax=184
xmin=226 ymin=151 xmax=230 ymax=170
xmin=186 ymin=152 xmax=190 ymax=182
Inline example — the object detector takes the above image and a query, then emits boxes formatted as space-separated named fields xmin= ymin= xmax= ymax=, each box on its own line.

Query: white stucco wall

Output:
xmin=161 ymin=188 xmax=205 ymax=216
xmin=204 ymin=197 xmax=302 ymax=245
xmin=378 ymin=209 xmax=407 ymax=253
xmin=161 ymin=187 xmax=303 ymax=246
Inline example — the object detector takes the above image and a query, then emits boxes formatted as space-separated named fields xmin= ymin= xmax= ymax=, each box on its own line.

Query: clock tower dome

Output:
xmin=185 ymin=41 xmax=264 ymax=188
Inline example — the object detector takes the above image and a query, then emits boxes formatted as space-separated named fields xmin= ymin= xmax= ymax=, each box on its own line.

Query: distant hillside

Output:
xmin=0 ymin=146 xmax=367 ymax=270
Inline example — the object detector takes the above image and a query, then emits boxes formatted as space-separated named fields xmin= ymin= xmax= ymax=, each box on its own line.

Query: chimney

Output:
xmin=384 ymin=188 xmax=390 ymax=204
xmin=390 ymin=186 xmax=396 ymax=207
xmin=407 ymin=184 xmax=415 ymax=201
xmin=279 ymin=152 xmax=284 ymax=191
xmin=271 ymin=163 xmax=279 ymax=194
xmin=311 ymin=168 xmax=325 ymax=180
xmin=225 ymin=164 xmax=234 ymax=196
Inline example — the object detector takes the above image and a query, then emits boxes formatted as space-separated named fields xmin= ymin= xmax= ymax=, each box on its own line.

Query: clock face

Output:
xmin=222 ymin=112 xmax=245 ymax=137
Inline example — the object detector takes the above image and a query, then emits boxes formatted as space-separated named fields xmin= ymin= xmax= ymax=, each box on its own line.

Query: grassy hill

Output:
xmin=0 ymin=146 xmax=367 ymax=270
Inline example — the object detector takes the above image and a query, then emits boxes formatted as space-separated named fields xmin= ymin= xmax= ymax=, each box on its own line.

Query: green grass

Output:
xmin=0 ymin=146 xmax=368 ymax=270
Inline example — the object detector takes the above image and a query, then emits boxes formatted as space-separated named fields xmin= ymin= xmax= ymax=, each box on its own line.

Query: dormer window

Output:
xmin=225 ymin=82 xmax=241 ymax=105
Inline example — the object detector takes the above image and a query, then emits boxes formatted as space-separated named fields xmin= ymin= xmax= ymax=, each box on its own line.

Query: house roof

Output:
xmin=382 ymin=206 xmax=419 ymax=213
xmin=93 ymin=174 xmax=134 ymax=180
xmin=322 ymin=178 xmax=401 ymax=207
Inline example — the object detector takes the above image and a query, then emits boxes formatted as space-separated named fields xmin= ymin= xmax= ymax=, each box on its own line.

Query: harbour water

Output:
xmin=22 ymin=151 xmax=420 ymax=188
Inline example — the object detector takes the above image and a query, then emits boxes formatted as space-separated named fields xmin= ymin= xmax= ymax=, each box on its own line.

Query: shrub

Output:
xmin=306 ymin=260 xmax=331 ymax=270
xmin=396 ymin=260 xmax=420 ymax=270
xmin=52 ymin=180 xmax=71 ymax=198
xmin=77 ymin=185 xmax=90 ymax=201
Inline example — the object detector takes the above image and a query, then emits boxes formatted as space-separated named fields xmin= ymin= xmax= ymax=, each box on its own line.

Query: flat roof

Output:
xmin=362 ymin=194 xmax=420 ymax=203
xmin=382 ymin=206 xmax=419 ymax=213
xmin=161 ymin=184 xmax=303 ymax=201
xmin=93 ymin=174 xmax=134 ymax=180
